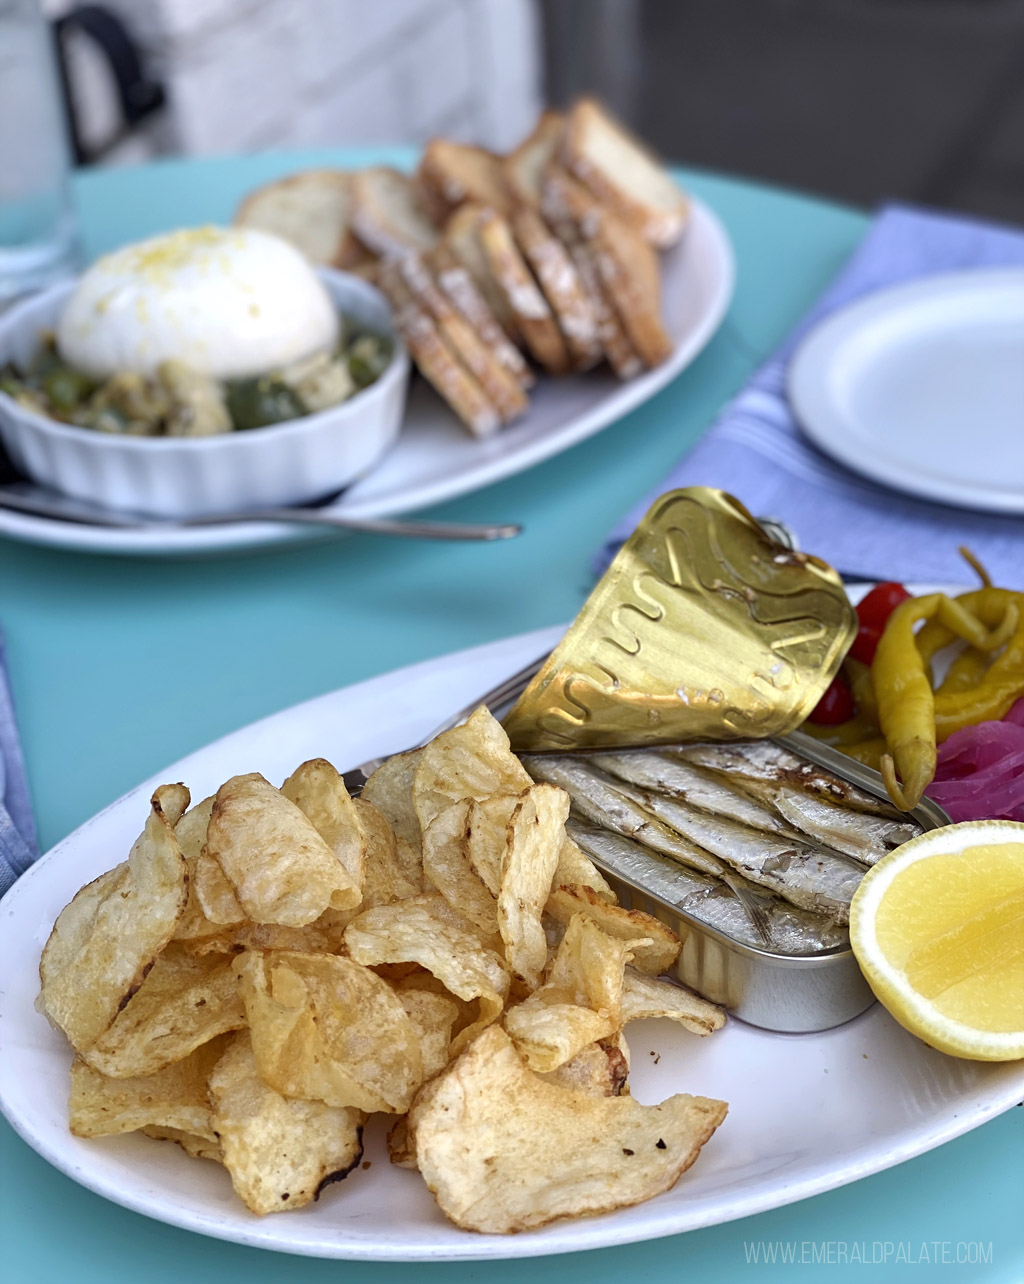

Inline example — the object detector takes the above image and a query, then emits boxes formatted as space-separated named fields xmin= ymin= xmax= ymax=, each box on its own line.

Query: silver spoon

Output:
xmin=0 ymin=481 xmax=521 ymax=541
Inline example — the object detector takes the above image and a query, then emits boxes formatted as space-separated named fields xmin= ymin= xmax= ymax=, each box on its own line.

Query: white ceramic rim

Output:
xmin=788 ymin=268 xmax=1024 ymax=515
xmin=0 ymin=195 xmax=735 ymax=555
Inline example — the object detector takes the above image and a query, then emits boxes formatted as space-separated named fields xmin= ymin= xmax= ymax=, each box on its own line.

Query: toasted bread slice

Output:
xmin=234 ymin=169 xmax=367 ymax=268
xmin=540 ymin=167 xmax=643 ymax=379
xmin=586 ymin=206 xmax=673 ymax=368
xmin=428 ymin=244 xmax=534 ymax=388
xmin=418 ymin=141 xmax=511 ymax=220
xmin=510 ymin=206 xmax=601 ymax=371
xmin=502 ymin=111 xmax=565 ymax=208
xmin=563 ymin=98 xmax=689 ymax=248
xmin=478 ymin=209 xmax=570 ymax=376
xmin=397 ymin=254 xmax=528 ymax=424
xmin=539 ymin=161 xmax=600 ymax=231
xmin=566 ymin=237 xmax=643 ymax=379
xmin=377 ymin=260 xmax=500 ymax=439
xmin=443 ymin=204 xmax=520 ymax=341
xmin=351 ymin=168 xmax=439 ymax=259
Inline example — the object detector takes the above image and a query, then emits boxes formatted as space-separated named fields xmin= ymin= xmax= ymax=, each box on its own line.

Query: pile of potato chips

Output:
xmin=37 ymin=708 xmax=727 ymax=1234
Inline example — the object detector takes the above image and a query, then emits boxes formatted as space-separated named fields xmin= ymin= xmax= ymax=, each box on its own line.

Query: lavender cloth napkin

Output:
xmin=597 ymin=204 xmax=1024 ymax=584
xmin=0 ymin=629 xmax=38 ymax=898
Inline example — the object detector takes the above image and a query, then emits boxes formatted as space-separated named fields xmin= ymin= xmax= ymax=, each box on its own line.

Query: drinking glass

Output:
xmin=0 ymin=0 xmax=80 ymax=304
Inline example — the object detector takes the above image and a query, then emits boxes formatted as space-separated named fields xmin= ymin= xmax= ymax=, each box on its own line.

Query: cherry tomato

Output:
xmin=807 ymin=673 xmax=855 ymax=725
xmin=849 ymin=581 xmax=912 ymax=665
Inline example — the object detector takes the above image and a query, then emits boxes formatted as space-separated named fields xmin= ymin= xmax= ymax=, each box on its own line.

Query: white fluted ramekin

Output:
xmin=0 ymin=270 xmax=409 ymax=519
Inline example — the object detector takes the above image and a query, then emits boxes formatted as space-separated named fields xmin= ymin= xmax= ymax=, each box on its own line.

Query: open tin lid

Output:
xmin=504 ymin=488 xmax=858 ymax=753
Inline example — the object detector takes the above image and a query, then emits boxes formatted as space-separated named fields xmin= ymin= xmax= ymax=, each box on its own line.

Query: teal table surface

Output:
xmin=1 ymin=150 xmax=1021 ymax=1284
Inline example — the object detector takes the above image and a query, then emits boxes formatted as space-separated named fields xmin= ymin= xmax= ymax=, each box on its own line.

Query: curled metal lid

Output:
xmin=504 ymin=488 xmax=857 ymax=752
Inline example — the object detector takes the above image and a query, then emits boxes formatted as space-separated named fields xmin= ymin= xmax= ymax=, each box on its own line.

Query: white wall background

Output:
xmin=47 ymin=0 xmax=544 ymax=163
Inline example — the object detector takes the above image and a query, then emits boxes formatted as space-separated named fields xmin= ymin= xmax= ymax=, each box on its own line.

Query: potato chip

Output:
xmin=386 ymin=1115 xmax=416 ymax=1169
xmin=141 ymin=1125 xmax=223 ymax=1163
xmin=206 ymin=773 xmax=355 ymax=927
xmin=43 ymin=699 xmax=734 ymax=1231
xmin=408 ymin=1024 xmax=727 ymax=1234
xmin=175 ymin=795 xmax=241 ymax=935
xmin=173 ymin=798 xmax=226 ymax=942
xmin=354 ymin=797 xmax=421 ymax=907
xmin=208 ymin=1032 xmax=366 ymax=1216
xmin=175 ymin=795 xmax=213 ymax=864
xmin=280 ymin=758 xmax=364 ymax=901
xmin=503 ymin=999 xmax=611 ymax=1073
xmin=373 ymin=961 xmax=424 ymax=984
xmin=537 ymin=1036 xmax=630 ymax=1097
xmin=39 ymin=786 xmax=189 ymax=1052
xmin=234 ymin=950 xmax=423 ymax=1113
xmin=464 ymin=793 xmax=518 ymax=894
xmin=194 ymin=849 xmax=245 ymax=925
xmin=345 ymin=894 xmax=509 ymax=998
xmin=69 ymin=1033 xmax=231 ymax=1139
xmin=80 ymin=943 xmax=246 ymax=1078
xmin=614 ymin=1025 xmax=631 ymax=1074
xmin=498 ymin=784 xmax=569 ymax=988
xmin=554 ymin=835 xmax=615 ymax=902
xmin=361 ymin=748 xmax=423 ymax=851
xmin=396 ymin=969 xmax=481 ymax=1048
xmin=396 ymin=836 xmax=427 ymax=893
xmin=183 ymin=908 xmax=355 ymax=958
xmin=157 ymin=783 xmax=191 ymax=827
xmin=344 ymin=894 xmax=508 ymax=1054
xmin=38 ymin=866 xmax=126 ymax=991
xmin=426 ymin=883 xmax=506 ymax=955
xmin=39 ymin=783 xmax=190 ymax=993
xmin=413 ymin=707 xmax=532 ymax=831
xmin=546 ymin=882 xmax=681 ymax=975
xmin=621 ymin=968 xmax=726 ymax=1037
xmin=422 ymin=800 xmax=498 ymax=932
xmin=398 ymin=989 xmax=460 ymax=1080
xmin=504 ymin=915 xmax=642 ymax=1071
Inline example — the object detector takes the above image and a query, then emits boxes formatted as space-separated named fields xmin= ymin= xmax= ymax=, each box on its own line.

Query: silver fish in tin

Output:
xmin=566 ymin=818 xmax=849 ymax=955
xmin=590 ymin=749 xmax=796 ymax=837
xmin=523 ymin=753 xmax=773 ymax=939
xmin=723 ymin=775 xmax=920 ymax=865
xmin=592 ymin=747 xmax=920 ymax=867
xmin=527 ymin=754 xmax=863 ymax=925
xmin=674 ymin=740 xmax=905 ymax=816
xmin=523 ymin=754 xmax=735 ymax=882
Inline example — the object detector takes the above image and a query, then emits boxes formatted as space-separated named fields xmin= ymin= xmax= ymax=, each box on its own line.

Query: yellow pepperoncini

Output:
xmin=872 ymin=593 xmax=1018 ymax=810
xmin=935 ymin=647 xmax=989 ymax=696
xmin=916 ymin=589 xmax=1024 ymax=740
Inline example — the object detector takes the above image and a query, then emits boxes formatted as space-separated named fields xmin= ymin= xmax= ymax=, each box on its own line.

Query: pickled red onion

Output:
xmin=926 ymin=699 xmax=1024 ymax=821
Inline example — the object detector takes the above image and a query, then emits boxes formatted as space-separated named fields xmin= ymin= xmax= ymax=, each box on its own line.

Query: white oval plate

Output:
xmin=789 ymin=268 xmax=1024 ymax=514
xmin=0 ymin=197 xmax=733 ymax=557
xmin=2 ymin=622 xmax=1022 ymax=1261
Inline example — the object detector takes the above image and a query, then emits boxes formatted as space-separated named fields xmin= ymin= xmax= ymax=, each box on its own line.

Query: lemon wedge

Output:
xmin=850 ymin=820 xmax=1024 ymax=1060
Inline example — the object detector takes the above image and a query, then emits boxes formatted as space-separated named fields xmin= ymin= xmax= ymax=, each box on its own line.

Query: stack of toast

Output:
xmin=235 ymin=99 xmax=689 ymax=437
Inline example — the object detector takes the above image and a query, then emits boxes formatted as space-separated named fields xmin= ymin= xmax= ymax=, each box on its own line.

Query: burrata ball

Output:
xmin=56 ymin=226 xmax=339 ymax=380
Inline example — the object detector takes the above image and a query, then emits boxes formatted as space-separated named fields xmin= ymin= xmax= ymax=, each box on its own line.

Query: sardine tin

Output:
xmin=533 ymin=733 xmax=951 ymax=1033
